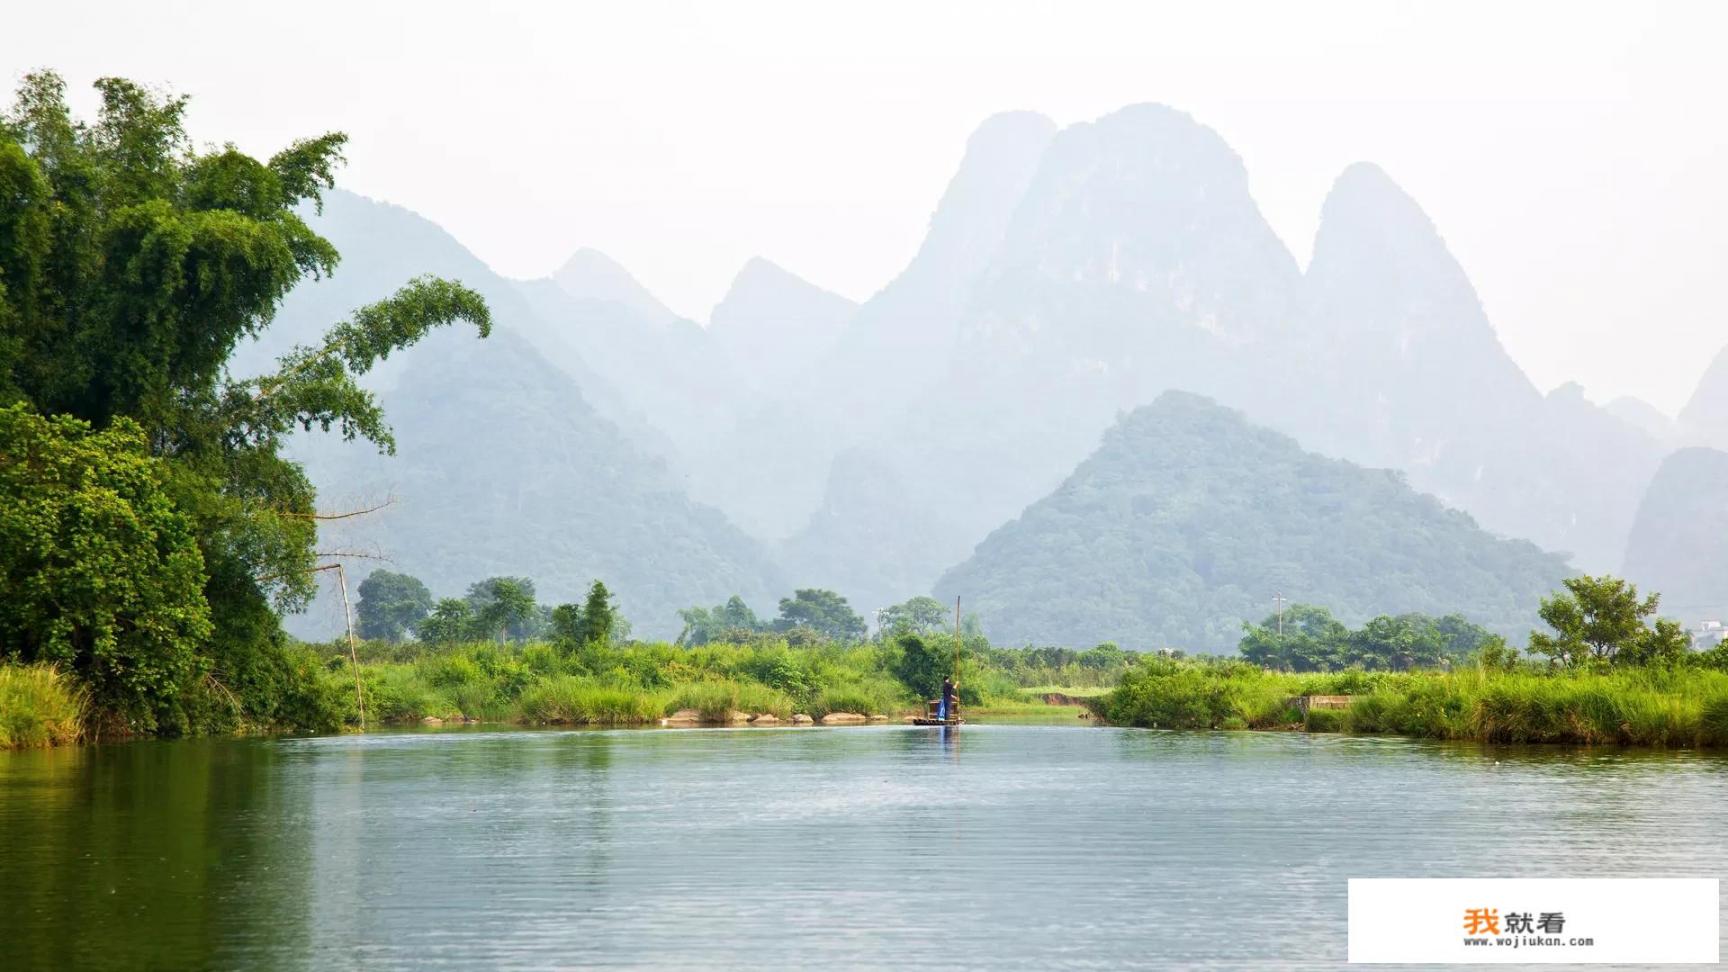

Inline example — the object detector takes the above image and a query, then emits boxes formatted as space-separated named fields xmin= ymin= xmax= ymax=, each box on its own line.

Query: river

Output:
xmin=2 ymin=724 xmax=1723 ymax=969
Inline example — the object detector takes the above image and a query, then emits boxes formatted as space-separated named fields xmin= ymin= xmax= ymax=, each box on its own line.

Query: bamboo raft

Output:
xmin=912 ymin=699 xmax=962 ymax=727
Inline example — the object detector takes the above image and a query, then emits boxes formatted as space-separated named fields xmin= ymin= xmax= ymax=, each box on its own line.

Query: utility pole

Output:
xmin=1274 ymin=592 xmax=1290 ymax=640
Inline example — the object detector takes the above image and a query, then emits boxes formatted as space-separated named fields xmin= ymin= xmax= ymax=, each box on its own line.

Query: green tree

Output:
xmin=880 ymin=595 xmax=948 ymax=636
xmin=0 ymin=407 xmax=211 ymax=730
xmin=1079 ymin=642 xmax=1129 ymax=671
xmin=1529 ymin=575 xmax=1687 ymax=669
xmin=1473 ymin=634 xmax=1522 ymax=672
xmin=1238 ymin=604 xmax=1349 ymax=671
xmin=418 ymin=598 xmax=474 ymax=645
xmin=467 ymin=577 xmax=538 ymax=643
xmin=890 ymin=634 xmax=954 ymax=700
xmin=676 ymin=594 xmax=765 ymax=645
xmin=0 ymin=72 xmax=490 ymax=729
xmin=354 ymin=570 xmax=433 ymax=642
xmin=775 ymin=588 xmax=866 ymax=642
xmin=577 ymin=580 xmax=621 ymax=645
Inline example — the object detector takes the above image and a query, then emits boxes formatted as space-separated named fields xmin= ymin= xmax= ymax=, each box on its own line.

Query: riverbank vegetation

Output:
xmin=0 ymin=664 xmax=87 ymax=748
xmin=1102 ymin=576 xmax=1728 ymax=746
xmin=274 ymin=626 xmax=1140 ymax=733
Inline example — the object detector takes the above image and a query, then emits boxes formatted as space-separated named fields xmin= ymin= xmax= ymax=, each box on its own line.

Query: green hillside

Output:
xmin=935 ymin=392 xmax=1570 ymax=650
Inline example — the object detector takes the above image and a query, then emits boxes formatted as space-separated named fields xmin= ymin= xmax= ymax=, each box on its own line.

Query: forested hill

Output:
xmin=935 ymin=392 xmax=1571 ymax=650
xmin=252 ymin=192 xmax=784 ymax=640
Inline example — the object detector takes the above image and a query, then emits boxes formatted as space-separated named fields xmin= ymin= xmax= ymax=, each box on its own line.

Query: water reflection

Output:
xmin=2 ymin=726 xmax=1724 ymax=970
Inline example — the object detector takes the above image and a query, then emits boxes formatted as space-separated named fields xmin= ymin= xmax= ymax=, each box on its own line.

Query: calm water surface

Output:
xmin=2 ymin=725 xmax=1724 ymax=970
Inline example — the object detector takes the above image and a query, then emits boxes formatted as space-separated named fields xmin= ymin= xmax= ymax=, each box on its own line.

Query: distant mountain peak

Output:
xmin=552 ymin=247 xmax=676 ymax=327
xmin=708 ymin=255 xmax=857 ymax=393
xmin=1680 ymin=344 xmax=1728 ymax=444
xmin=716 ymin=256 xmax=852 ymax=315
xmin=892 ymin=110 xmax=1058 ymax=291
xmin=1312 ymin=162 xmax=1449 ymax=269
xmin=711 ymin=255 xmax=855 ymax=339
xmin=1605 ymin=395 xmax=1678 ymax=444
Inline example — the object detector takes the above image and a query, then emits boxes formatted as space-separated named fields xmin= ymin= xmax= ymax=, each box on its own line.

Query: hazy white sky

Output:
xmin=5 ymin=0 xmax=1725 ymax=412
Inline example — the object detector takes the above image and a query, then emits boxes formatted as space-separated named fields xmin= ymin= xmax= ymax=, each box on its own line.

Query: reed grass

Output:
xmin=518 ymin=676 xmax=670 ymax=725
xmin=0 ymin=664 xmax=87 ymax=748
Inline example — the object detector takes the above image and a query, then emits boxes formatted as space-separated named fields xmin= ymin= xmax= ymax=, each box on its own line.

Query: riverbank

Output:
xmin=0 ymin=636 xmax=1126 ymax=746
xmin=1099 ymin=661 xmax=1728 ymax=747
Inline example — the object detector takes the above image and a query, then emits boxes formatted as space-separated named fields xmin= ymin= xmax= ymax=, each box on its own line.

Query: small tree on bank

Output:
xmin=552 ymin=580 xmax=627 ymax=649
xmin=1529 ymin=575 xmax=1690 ymax=669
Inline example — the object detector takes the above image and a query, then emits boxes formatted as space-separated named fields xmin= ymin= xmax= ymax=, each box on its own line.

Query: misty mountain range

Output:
xmin=242 ymin=104 xmax=1727 ymax=646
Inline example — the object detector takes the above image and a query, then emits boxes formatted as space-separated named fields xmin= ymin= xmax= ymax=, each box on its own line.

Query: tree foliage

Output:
xmin=466 ymin=577 xmax=539 ymax=643
xmin=0 ymin=406 xmax=211 ymax=729
xmin=775 ymin=588 xmax=867 ymax=642
xmin=1238 ymin=604 xmax=1495 ymax=672
xmin=889 ymin=634 xmax=959 ymax=700
xmin=418 ymin=598 xmax=474 ymax=645
xmin=354 ymin=570 xmax=432 ymax=642
xmin=0 ymin=72 xmax=489 ymax=731
xmin=676 ymin=595 xmax=765 ymax=646
xmin=553 ymin=580 xmax=626 ymax=648
xmin=880 ymin=595 xmax=948 ymax=636
xmin=1528 ymin=575 xmax=1691 ymax=669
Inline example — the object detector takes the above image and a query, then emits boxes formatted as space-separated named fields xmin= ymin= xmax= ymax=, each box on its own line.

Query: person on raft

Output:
xmin=941 ymin=676 xmax=959 ymax=721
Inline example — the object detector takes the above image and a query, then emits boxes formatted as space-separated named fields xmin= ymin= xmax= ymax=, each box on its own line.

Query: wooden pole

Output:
xmin=335 ymin=563 xmax=366 ymax=729
xmin=953 ymin=595 xmax=962 ymax=701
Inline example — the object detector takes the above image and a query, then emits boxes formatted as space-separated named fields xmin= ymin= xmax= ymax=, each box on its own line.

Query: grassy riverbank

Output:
xmin=0 ymin=665 xmax=86 ymax=748
xmin=195 ymin=637 xmax=1122 ymax=735
xmin=1099 ymin=659 xmax=1728 ymax=747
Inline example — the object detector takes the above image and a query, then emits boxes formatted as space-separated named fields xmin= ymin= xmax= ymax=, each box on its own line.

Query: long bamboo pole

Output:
xmin=335 ymin=563 xmax=365 ymax=729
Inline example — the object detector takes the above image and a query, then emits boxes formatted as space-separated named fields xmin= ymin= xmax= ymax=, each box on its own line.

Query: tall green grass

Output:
xmin=0 ymin=664 xmax=87 ymax=748
xmin=1101 ymin=660 xmax=1728 ymax=747
xmin=518 ymin=676 xmax=669 ymax=725
xmin=291 ymin=636 xmax=1129 ymax=733
xmin=667 ymin=680 xmax=794 ymax=721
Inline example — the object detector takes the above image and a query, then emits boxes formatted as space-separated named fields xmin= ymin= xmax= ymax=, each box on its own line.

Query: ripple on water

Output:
xmin=1 ymin=725 xmax=1724 ymax=970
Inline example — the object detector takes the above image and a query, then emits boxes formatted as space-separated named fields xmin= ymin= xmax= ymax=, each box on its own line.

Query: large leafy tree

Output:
xmin=1238 ymin=604 xmax=1350 ymax=672
xmin=0 ymin=407 xmax=211 ymax=729
xmin=1529 ymin=575 xmax=1690 ymax=669
xmin=775 ymin=588 xmax=867 ymax=642
xmin=466 ymin=577 xmax=539 ymax=643
xmin=0 ymin=72 xmax=489 ymax=727
xmin=354 ymin=570 xmax=433 ymax=642
xmin=880 ymin=595 xmax=948 ymax=636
